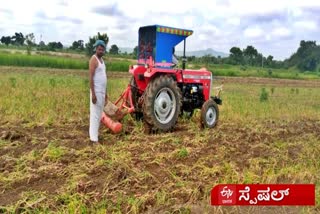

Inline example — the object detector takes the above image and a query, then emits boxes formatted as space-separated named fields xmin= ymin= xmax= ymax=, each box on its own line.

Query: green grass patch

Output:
xmin=0 ymin=52 xmax=131 ymax=71
xmin=0 ymin=52 xmax=87 ymax=69
xmin=176 ymin=148 xmax=189 ymax=159
xmin=43 ymin=142 xmax=65 ymax=161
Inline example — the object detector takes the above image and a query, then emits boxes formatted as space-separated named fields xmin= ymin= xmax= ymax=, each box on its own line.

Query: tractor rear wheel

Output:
xmin=130 ymin=76 xmax=143 ymax=120
xmin=143 ymin=75 xmax=182 ymax=131
xmin=200 ymin=99 xmax=219 ymax=128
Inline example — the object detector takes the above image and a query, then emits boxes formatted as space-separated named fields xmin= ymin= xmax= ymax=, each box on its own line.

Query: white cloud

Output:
xmin=290 ymin=8 xmax=303 ymax=18
xmin=244 ymin=26 xmax=264 ymax=38
xmin=271 ymin=27 xmax=292 ymax=38
xmin=294 ymin=20 xmax=317 ymax=31
xmin=265 ymin=34 xmax=271 ymax=41
xmin=226 ymin=18 xmax=241 ymax=26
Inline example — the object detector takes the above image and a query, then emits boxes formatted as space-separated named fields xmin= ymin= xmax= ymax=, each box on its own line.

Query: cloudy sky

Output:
xmin=1 ymin=0 xmax=320 ymax=60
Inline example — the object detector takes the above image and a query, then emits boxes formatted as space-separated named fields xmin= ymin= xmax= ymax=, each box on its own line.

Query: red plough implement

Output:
xmin=100 ymin=84 xmax=136 ymax=134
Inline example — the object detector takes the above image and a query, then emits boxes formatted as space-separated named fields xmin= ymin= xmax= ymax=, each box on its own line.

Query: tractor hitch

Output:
xmin=211 ymin=85 xmax=223 ymax=105
xmin=212 ymin=96 xmax=222 ymax=105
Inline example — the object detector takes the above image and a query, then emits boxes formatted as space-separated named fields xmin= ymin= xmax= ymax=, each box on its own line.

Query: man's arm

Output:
xmin=89 ymin=56 xmax=97 ymax=104
xmin=104 ymin=61 xmax=108 ymax=105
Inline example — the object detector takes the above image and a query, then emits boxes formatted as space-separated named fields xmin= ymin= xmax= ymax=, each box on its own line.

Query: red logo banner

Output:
xmin=211 ymin=184 xmax=315 ymax=206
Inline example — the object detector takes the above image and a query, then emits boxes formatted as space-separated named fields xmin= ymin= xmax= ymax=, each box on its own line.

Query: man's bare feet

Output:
xmin=90 ymin=140 xmax=100 ymax=146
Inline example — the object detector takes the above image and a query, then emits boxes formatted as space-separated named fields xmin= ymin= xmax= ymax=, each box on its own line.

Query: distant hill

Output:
xmin=118 ymin=47 xmax=134 ymax=54
xmin=116 ymin=47 xmax=228 ymax=58
xmin=176 ymin=48 xmax=229 ymax=58
xmin=105 ymin=47 xmax=134 ymax=54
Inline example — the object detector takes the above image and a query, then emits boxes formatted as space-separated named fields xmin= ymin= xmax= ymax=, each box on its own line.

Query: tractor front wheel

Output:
xmin=200 ymin=99 xmax=219 ymax=128
xmin=143 ymin=75 xmax=182 ymax=131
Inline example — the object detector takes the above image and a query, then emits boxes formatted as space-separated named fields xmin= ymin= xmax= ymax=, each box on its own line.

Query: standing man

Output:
xmin=89 ymin=40 xmax=108 ymax=144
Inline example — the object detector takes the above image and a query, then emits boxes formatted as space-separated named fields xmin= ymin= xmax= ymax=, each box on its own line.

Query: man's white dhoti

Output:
xmin=89 ymin=91 xmax=105 ymax=142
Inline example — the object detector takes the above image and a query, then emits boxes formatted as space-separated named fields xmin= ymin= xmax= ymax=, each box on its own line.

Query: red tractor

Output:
xmin=112 ymin=25 xmax=222 ymax=132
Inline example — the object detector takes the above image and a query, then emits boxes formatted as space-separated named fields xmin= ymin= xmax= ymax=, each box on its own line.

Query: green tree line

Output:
xmin=0 ymin=32 xmax=122 ymax=57
xmin=1 ymin=32 xmax=319 ymax=72
xmin=183 ymin=40 xmax=320 ymax=72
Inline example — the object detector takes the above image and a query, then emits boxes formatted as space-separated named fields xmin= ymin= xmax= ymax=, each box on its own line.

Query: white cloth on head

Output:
xmin=89 ymin=55 xmax=107 ymax=142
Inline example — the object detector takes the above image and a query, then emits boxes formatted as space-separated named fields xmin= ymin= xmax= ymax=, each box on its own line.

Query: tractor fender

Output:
xmin=144 ymin=67 xmax=183 ymax=82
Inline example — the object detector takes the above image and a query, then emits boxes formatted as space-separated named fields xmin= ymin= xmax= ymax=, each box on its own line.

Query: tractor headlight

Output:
xmin=192 ymin=86 xmax=198 ymax=93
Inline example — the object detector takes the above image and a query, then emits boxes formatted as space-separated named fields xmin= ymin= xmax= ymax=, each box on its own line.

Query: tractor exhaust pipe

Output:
xmin=182 ymin=39 xmax=186 ymax=70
